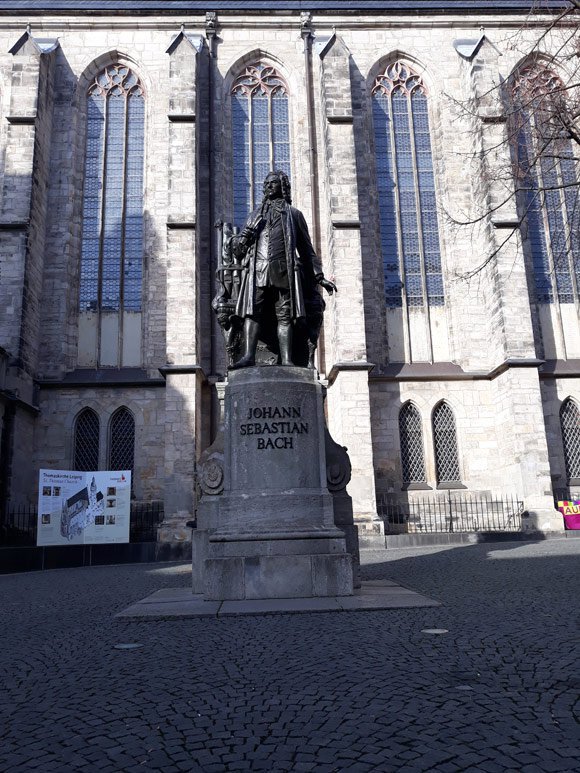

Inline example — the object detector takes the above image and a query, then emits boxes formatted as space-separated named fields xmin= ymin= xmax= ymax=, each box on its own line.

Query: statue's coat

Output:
xmin=234 ymin=202 xmax=323 ymax=323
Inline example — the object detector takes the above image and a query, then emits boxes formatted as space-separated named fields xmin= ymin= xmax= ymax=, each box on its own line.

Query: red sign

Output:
xmin=557 ymin=500 xmax=580 ymax=530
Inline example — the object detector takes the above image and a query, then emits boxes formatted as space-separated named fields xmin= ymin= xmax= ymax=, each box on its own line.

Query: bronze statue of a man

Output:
xmin=229 ymin=171 xmax=336 ymax=369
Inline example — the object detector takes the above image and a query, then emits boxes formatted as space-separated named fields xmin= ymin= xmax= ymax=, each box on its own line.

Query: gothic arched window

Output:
xmin=560 ymin=398 xmax=580 ymax=482
xmin=372 ymin=61 xmax=444 ymax=309
xmin=511 ymin=65 xmax=580 ymax=305
xmin=432 ymin=401 xmax=461 ymax=484
xmin=73 ymin=408 xmax=100 ymax=471
xmin=108 ymin=407 xmax=135 ymax=474
xmin=231 ymin=63 xmax=291 ymax=227
xmin=79 ymin=64 xmax=145 ymax=367
xmin=399 ymin=402 xmax=426 ymax=484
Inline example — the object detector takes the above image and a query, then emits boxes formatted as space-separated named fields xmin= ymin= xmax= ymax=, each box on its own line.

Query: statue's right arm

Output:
xmin=233 ymin=210 xmax=262 ymax=259
xmin=233 ymin=233 xmax=251 ymax=261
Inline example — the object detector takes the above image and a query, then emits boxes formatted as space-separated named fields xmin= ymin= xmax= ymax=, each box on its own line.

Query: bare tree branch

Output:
xmin=449 ymin=0 xmax=580 ymax=282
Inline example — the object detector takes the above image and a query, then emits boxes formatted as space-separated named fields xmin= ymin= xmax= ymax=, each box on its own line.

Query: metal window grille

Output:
xmin=372 ymin=61 xmax=444 ymax=309
xmin=560 ymin=398 xmax=580 ymax=480
xmin=79 ymin=65 xmax=145 ymax=315
xmin=108 ymin=407 xmax=135 ymax=473
xmin=511 ymin=65 xmax=580 ymax=305
xmin=73 ymin=408 xmax=100 ymax=471
xmin=231 ymin=64 xmax=291 ymax=228
xmin=433 ymin=402 xmax=461 ymax=483
xmin=399 ymin=403 xmax=426 ymax=483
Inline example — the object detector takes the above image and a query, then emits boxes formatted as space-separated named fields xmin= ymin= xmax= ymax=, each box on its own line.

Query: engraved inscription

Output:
xmin=239 ymin=405 xmax=309 ymax=450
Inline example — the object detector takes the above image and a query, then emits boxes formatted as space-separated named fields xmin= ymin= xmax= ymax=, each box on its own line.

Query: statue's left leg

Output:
xmin=307 ymin=338 xmax=317 ymax=369
xmin=277 ymin=323 xmax=293 ymax=366
xmin=276 ymin=291 xmax=294 ymax=366
xmin=306 ymin=310 xmax=323 ymax=369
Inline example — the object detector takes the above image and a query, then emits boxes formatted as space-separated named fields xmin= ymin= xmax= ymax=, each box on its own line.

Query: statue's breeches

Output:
xmin=255 ymin=257 xmax=289 ymax=289
xmin=253 ymin=286 xmax=292 ymax=324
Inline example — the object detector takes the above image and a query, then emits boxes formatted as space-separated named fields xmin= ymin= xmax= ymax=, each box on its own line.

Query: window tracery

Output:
xmin=372 ymin=61 xmax=444 ymax=309
xmin=108 ymin=407 xmax=135 ymax=475
xmin=560 ymin=398 xmax=580 ymax=481
xmin=432 ymin=402 xmax=461 ymax=484
xmin=511 ymin=64 xmax=580 ymax=305
xmin=79 ymin=64 xmax=144 ymax=367
xmin=73 ymin=408 xmax=100 ymax=471
xmin=399 ymin=402 xmax=427 ymax=484
xmin=231 ymin=63 xmax=291 ymax=227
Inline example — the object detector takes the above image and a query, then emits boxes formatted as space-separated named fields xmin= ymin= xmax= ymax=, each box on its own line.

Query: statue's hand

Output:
xmin=233 ymin=231 xmax=251 ymax=259
xmin=318 ymin=276 xmax=338 ymax=295
xmin=240 ymin=226 xmax=256 ymax=242
xmin=236 ymin=227 xmax=258 ymax=255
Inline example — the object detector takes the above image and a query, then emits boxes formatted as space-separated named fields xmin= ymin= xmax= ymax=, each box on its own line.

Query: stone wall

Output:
xmin=0 ymin=7 xmax=571 ymax=531
xmin=35 ymin=386 xmax=165 ymax=504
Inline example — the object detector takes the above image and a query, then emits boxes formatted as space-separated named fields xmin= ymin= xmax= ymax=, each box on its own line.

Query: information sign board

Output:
xmin=37 ymin=469 xmax=131 ymax=546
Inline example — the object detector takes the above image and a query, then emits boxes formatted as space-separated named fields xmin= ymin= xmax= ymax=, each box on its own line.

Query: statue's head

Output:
xmin=263 ymin=170 xmax=292 ymax=204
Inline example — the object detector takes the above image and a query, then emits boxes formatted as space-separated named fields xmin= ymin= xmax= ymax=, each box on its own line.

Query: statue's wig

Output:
xmin=262 ymin=170 xmax=292 ymax=204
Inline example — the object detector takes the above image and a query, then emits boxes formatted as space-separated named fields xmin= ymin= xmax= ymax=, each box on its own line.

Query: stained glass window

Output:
xmin=109 ymin=407 xmax=135 ymax=473
xmin=512 ymin=65 xmax=580 ymax=304
xmin=560 ymin=398 xmax=580 ymax=481
xmin=80 ymin=65 xmax=144 ymax=314
xmin=372 ymin=62 xmax=444 ymax=308
xmin=399 ymin=402 xmax=426 ymax=483
xmin=73 ymin=408 xmax=100 ymax=471
xmin=231 ymin=64 xmax=291 ymax=227
xmin=432 ymin=402 xmax=461 ymax=484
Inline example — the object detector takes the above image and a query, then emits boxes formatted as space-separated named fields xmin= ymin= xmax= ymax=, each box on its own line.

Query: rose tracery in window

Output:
xmin=373 ymin=61 xmax=426 ymax=98
xmin=88 ymin=65 xmax=144 ymax=100
xmin=231 ymin=64 xmax=287 ymax=98
xmin=231 ymin=63 xmax=291 ymax=227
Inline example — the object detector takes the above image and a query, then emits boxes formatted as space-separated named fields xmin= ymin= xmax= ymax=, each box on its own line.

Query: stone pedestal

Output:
xmin=198 ymin=367 xmax=354 ymax=600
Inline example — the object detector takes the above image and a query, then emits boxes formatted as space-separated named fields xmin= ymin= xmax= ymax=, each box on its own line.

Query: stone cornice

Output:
xmin=331 ymin=218 xmax=361 ymax=229
xmin=1 ymin=1 xmax=557 ymax=16
xmin=0 ymin=221 xmax=29 ymax=230
xmin=159 ymin=363 xmax=207 ymax=381
xmin=539 ymin=360 xmax=580 ymax=379
xmin=327 ymin=361 xmax=375 ymax=386
xmin=6 ymin=115 xmax=36 ymax=124
xmin=327 ymin=115 xmax=354 ymax=125
xmin=166 ymin=218 xmax=196 ymax=229
xmin=37 ymin=368 xmax=165 ymax=388
xmin=0 ymin=388 xmax=40 ymax=415
xmin=370 ymin=358 xmax=544 ymax=382
xmin=167 ymin=114 xmax=196 ymax=123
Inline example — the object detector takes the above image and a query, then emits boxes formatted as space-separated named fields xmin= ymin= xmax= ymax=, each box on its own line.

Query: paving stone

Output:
xmin=0 ymin=542 xmax=579 ymax=772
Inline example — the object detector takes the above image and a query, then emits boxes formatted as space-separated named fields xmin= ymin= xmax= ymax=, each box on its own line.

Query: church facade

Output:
xmin=0 ymin=0 xmax=577 ymax=543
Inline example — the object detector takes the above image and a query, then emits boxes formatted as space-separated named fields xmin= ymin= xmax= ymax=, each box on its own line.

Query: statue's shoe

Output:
xmin=229 ymin=355 xmax=256 ymax=370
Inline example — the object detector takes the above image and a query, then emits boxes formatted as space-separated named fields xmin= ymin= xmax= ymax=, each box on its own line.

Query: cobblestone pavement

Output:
xmin=1 ymin=538 xmax=579 ymax=772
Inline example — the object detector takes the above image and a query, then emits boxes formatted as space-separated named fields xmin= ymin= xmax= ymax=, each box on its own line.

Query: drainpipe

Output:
xmin=301 ymin=11 xmax=321 ymax=255
xmin=205 ymin=11 xmax=219 ymax=437
xmin=301 ymin=11 xmax=328 ymax=374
